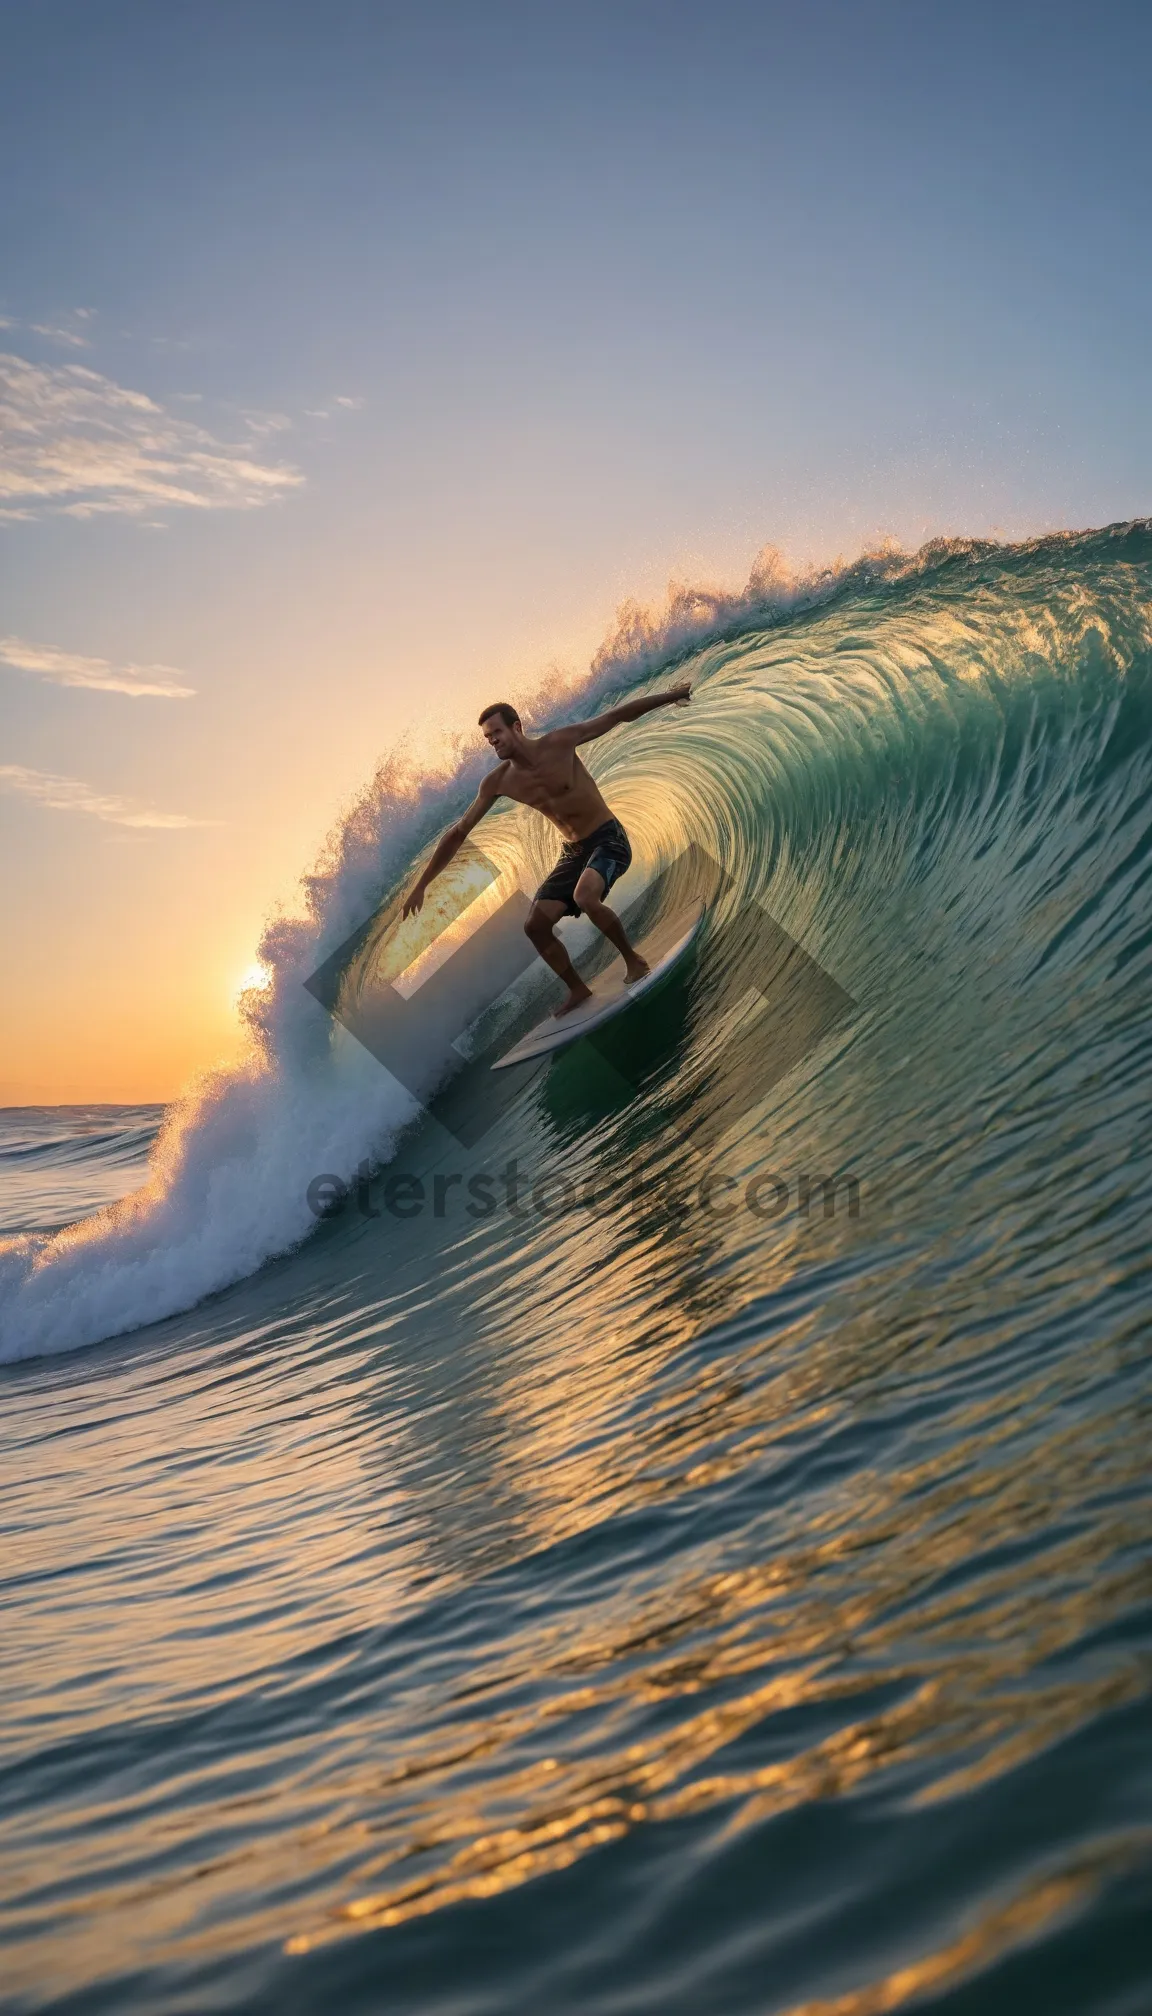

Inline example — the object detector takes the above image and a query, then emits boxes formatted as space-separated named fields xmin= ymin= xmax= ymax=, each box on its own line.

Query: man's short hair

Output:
xmin=478 ymin=702 xmax=521 ymax=730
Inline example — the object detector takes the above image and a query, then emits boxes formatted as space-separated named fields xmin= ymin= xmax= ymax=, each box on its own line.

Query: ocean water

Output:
xmin=2 ymin=524 xmax=1151 ymax=2014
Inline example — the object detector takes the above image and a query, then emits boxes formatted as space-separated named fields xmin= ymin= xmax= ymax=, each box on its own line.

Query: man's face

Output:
xmin=482 ymin=715 xmax=517 ymax=759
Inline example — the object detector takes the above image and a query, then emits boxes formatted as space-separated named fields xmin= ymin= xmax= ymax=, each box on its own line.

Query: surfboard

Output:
xmin=490 ymin=901 xmax=704 ymax=1069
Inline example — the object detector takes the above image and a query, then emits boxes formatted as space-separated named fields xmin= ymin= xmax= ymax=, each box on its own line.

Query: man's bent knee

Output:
xmin=573 ymin=870 xmax=607 ymax=912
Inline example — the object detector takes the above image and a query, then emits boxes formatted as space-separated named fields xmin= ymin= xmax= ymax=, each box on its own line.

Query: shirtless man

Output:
xmin=402 ymin=684 xmax=692 ymax=1015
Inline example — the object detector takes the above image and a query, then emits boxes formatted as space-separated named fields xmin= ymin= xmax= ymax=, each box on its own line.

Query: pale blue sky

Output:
xmin=2 ymin=0 xmax=1150 ymax=1097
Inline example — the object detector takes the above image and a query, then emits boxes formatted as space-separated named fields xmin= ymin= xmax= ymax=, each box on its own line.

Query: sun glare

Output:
xmin=232 ymin=960 xmax=272 ymax=1003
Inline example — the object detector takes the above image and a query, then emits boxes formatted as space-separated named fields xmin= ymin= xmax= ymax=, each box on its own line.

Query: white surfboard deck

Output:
xmin=490 ymin=901 xmax=704 ymax=1070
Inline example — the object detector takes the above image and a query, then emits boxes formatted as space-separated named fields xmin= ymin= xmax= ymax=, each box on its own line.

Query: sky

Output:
xmin=2 ymin=0 xmax=1150 ymax=1102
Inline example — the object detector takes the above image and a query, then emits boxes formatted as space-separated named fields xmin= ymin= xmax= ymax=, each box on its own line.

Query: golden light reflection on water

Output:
xmin=1 ymin=1322 xmax=430 ymax=1745
xmin=778 ymin=1834 xmax=1150 ymax=2015
xmin=277 ymin=1311 xmax=1150 ymax=1958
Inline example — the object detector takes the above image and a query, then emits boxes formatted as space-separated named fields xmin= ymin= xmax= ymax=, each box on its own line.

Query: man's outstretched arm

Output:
xmin=402 ymin=774 xmax=501 ymax=916
xmin=555 ymin=681 xmax=692 ymax=746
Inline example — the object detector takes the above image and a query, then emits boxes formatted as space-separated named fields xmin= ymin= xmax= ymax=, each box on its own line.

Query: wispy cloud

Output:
xmin=240 ymin=408 xmax=293 ymax=439
xmin=0 ymin=764 xmax=209 ymax=828
xmin=0 ymin=351 xmax=304 ymax=519
xmin=0 ymin=636 xmax=195 ymax=698
xmin=305 ymin=396 xmax=365 ymax=421
xmin=3 ymin=307 xmax=96 ymax=350
xmin=31 ymin=323 xmax=90 ymax=349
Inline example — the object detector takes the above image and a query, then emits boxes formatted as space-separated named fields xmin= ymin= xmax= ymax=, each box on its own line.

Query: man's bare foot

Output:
xmin=553 ymin=981 xmax=593 ymax=1017
xmin=623 ymin=956 xmax=650 ymax=986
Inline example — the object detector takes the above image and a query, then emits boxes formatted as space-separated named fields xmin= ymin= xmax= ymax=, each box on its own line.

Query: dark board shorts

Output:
xmin=534 ymin=817 xmax=633 ymax=917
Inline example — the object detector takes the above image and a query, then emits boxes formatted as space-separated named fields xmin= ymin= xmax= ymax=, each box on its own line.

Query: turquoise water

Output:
xmin=2 ymin=525 xmax=1151 ymax=2012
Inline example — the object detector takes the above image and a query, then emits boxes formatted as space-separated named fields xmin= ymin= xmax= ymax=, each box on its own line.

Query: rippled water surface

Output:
xmin=3 ymin=527 xmax=1152 ymax=2013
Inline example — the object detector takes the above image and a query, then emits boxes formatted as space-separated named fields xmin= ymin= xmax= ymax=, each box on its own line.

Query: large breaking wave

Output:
xmin=3 ymin=519 xmax=1151 ymax=1362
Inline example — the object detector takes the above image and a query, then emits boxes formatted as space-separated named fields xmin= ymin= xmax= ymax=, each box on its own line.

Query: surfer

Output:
xmin=402 ymin=685 xmax=692 ymax=1015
